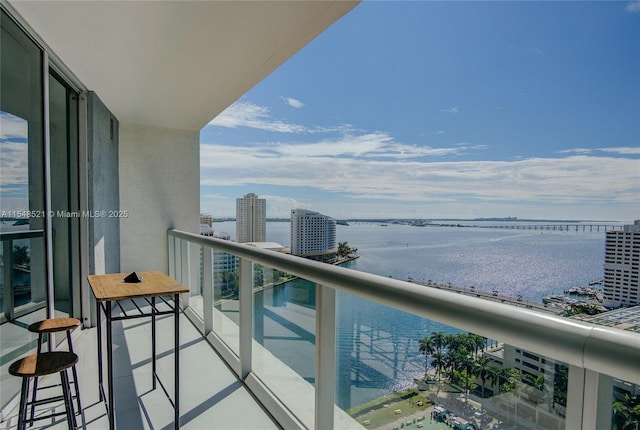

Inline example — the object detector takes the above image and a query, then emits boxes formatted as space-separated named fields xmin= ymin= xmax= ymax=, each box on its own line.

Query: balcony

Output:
xmin=1 ymin=229 xmax=639 ymax=429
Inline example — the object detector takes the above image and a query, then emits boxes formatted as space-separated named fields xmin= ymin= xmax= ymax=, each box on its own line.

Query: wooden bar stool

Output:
xmin=28 ymin=318 xmax=82 ymax=417
xmin=9 ymin=351 xmax=78 ymax=430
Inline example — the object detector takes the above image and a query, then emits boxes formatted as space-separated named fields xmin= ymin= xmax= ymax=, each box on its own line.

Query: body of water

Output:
xmin=213 ymin=220 xmax=614 ymax=409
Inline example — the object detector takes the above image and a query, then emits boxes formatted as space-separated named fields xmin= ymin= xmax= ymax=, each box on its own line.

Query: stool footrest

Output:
xmin=24 ymin=409 xmax=70 ymax=424
xmin=28 ymin=394 xmax=65 ymax=407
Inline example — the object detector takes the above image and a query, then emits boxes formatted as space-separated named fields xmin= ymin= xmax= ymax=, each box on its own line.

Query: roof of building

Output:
xmin=571 ymin=306 xmax=640 ymax=334
xmin=200 ymin=224 xmax=214 ymax=235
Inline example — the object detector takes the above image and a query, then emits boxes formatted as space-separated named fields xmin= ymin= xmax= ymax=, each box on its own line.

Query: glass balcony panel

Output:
xmin=188 ymin=243 xmax=204 ymax=319
xmin=612 ymin=377 xmax=639 ymax=430
xmin=212 ymin=250 xmax=240 ymax=354
xmin=336 ymin=290 xmax=568 ymax=430
xmin=252 ymin=265 xmax=316 ymax=428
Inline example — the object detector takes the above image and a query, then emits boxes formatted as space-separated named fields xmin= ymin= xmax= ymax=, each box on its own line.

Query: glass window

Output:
xmin=0 ymin=7 xmax=46 ymax=412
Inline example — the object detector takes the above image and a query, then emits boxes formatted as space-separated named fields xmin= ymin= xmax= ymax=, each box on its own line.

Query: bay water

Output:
xmin=213 ymin=220 xmax=614 ymax=409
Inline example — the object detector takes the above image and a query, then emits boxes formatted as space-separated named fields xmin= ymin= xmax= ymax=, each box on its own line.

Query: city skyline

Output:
xmin=200 ymin=1 xmax=640 ymax=221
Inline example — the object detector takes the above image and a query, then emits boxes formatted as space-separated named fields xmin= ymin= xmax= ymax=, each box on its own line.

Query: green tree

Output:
xmin=553 ymin=364 xmax=568 ymax=408
xmin=13 ymin=245 xmax=30 ymax=267
xmin=459 ymin=352 xmax=475 ymax=401
xmin=469 ymin=334 xmax=487 ymax=356
xmin=499 ymin=368 xmax=520 ymax=394
xmin=486 ymin=365 xmax=502 ymax=395
xmin=474 ymin=356 xmax=492 ymax=398
xmin=431 ymin=351 xmax=446 ymax=382
xmin=430 ymin=331 xmax=446 ymax=353
xmin=337 ymin=242 xmax=358 ymax=258
xmin=613 ymin=394 xmax=640 ymax=430
xmin=418 ymin=336 xmax=435 ymax=379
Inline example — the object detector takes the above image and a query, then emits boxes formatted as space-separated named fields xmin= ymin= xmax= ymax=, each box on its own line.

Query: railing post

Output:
xmin=315 ymin=283 xmax=336 ymax=430
xmin=585 ymin=370 xmax=613 ymax=430
xmin=168 ymin=234 xmax=175 ymax=279
xmin=174 ymin=238 xmax=182 ymax=284
xmin=566 ymin=365 xmax=613 ymax=430
xmin=2 ymin=238 xmax=14 ymax=320
xmin=180 ymin=238 xmax=190 ymax=309
xmin=239 ymin=258 xmax=253 ymax=379
xmin=566 ymin=365 xmax=585 ymax=429
xmin=203 ymin=246 xmax=213 ymax=335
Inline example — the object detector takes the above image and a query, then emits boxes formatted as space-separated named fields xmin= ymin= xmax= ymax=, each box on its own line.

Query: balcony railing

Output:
xmin=0 ymin=230 xmax=47 ymax=323
xmin=168 ymin=228 xmax=640 ymax=430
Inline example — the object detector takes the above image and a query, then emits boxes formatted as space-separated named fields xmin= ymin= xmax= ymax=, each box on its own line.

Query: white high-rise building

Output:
xmin=236 ymin=193 xmax=266 ymax=243
xmin=290 ymin=209 xmax=337 ymax=257
xmin=603 ymin=220 xmax=640 ymax=308
xmin=200 ymin=213 xmax=213 ymax=227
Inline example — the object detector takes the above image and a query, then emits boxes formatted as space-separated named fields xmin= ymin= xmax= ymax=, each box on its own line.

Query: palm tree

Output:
xmin=418 ymin=337 xmax=435 ymax=379
xmin=469 ymin=334 xmax=487 ymax=356
xmin=431 ymin=351 xmax=446 ymax=382
xmin=485 ymin=366 xmax=501 ymax=397
xmin=430 ymin=331 xmax=446 ymax=353
xmin=459 ymin=353 xmax=475 ymax=401
xmin=474 ymin=356 xmax=491 ymax=398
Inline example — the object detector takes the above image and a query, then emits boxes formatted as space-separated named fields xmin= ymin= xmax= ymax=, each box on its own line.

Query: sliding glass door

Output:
xmin=0 ymin=8 xmax=81 ymax=413
xmin=49 ymin=71 xmax=80 ymax=317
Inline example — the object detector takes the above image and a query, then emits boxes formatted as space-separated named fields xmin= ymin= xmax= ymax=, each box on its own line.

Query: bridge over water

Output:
xmin=471 ymin=224 xmax=620 ymax=232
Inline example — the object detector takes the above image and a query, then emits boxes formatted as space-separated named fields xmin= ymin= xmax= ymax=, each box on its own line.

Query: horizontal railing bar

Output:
xmin=168 ymin=228 xmax=640 ymax=384
xmin=0 ymin=230 xmax=45 ymax=240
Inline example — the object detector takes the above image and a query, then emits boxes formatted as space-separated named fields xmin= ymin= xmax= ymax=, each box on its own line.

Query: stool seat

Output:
xmin=28 ymin=318 xmax=81 ymax=334
xmin=9 ymin=352 xmax=78 ymax=378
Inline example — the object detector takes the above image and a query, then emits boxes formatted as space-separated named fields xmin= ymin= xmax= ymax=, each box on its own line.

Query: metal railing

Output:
xmin=168 ymin=228 xmax=640 ymax=430
xmin=0 ymin=230 xmax=46 ymax=322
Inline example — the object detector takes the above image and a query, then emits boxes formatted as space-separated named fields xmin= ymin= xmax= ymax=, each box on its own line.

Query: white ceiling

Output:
xmin=9 ymin=1 xmax=359 ymax=130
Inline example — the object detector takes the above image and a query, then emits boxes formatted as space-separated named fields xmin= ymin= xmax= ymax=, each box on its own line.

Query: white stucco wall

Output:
xmin=119 ymin=123 xmax=199 ymax=272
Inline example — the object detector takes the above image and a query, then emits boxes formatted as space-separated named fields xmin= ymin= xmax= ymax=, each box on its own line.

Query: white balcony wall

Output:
xmin=119 ymin=124 xmax=199 ymax=272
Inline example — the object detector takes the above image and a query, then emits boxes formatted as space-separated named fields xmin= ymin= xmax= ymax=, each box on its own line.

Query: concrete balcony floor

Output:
xmin=2 ymin=307 xmax=279 ymax=430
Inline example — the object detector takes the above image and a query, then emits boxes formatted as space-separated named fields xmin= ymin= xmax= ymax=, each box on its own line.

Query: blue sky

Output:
xmin=200 ymin=1 xmax=640 ymax=221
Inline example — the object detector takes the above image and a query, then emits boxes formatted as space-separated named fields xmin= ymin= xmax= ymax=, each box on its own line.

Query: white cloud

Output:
xmin=207 ymin=101 xmax=307 ymax=133
xmin=598 ymin=147 xmax=640 ymax=155
xmin=207 ymin=100 xmax=351 ymax=134
xmin=0 ymin=141 xmax=29 ymax=186
xmin=440 ymin=106 xmax=459 ymax=114
xmin=200 ymin=136 xmax=640 ymax=215
xmin=202 ymin=133 xmax=483 ymax=162
xmin=282 ymin=97 xmax=304 ymax=109
xmin=0 ymin=111 xmax=28 ymax=141
xmin=625 ymin=1 xmax=640 ymax=13
xmin=557 ymin=148 xmax=592 ymax=155
xmin=558 ymin=147 xmax=640 ymax=156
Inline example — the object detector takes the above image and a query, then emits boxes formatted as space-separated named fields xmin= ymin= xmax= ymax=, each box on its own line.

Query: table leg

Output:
xmin=174 ymin=293 xmax=180 ymax=430
xmin=107 ymin=301 xmax=115 ymax=430
xmin=152 ymin=296 xmax=156 ymax=390
xmin=97 ymin=301 xmax=103 ymax=401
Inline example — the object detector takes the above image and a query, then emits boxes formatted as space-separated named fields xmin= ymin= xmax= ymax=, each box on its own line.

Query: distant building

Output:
xmin=200 ymin=223 xmax=214 ymax=236
xmin=603 ymin=220 xmax=640 ymax=308
xmin=200 ymin=213 xmax=213 ymax=227
xmin=290 ymin=209 xmax=337 ymax=258
xmin=236 ymin=193 xmax=266 ymax=243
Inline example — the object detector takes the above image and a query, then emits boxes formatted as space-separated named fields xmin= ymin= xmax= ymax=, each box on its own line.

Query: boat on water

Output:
xmin=542 ymin=294 xmax=579 ymax=306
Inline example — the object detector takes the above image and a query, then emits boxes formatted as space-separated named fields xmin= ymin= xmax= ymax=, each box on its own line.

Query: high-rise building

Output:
xmin=603 ymin=220 xmax=640 ymax=308
xmin=290 ymin=209 xmax=337 ymax=257
xmin=236 ymin=193 xmax=266 ymax=243
xmin=200 ymin=213 xmax=214 ymax=227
